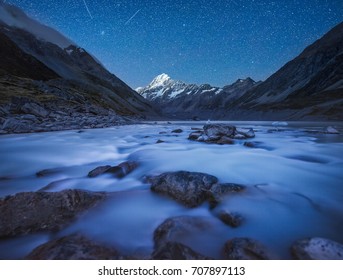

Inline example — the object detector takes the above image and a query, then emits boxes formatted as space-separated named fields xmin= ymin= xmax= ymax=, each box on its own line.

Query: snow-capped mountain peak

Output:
xmin=0 ymin=2 xmax=74 ymax=48
xmin=149 ymin=73 xmax=172 ymax=88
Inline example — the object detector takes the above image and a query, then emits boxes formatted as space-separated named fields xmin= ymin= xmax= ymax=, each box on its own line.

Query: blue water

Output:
xmin=0 ymin=121 xmax=342 ymax=259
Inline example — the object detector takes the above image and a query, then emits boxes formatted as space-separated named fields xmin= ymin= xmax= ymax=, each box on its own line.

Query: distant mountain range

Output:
xmin=137 ymin=74 xmax=257 ymax=119
xmin=0 ymin=3 xmax=156 ymax=133
xmin=138 ymin=22 xmax=343 ymax=121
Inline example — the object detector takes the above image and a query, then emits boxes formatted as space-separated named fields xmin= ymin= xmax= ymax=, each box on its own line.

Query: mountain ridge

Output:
xmin=0 ymin=2 xmax=157 ymax=134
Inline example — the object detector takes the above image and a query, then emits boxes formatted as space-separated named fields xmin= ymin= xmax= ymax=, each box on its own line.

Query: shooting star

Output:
xmin=82 ymin=0 xmax=93 ymax=19
xmin=125 ymin=9 xmax=141 ymax=25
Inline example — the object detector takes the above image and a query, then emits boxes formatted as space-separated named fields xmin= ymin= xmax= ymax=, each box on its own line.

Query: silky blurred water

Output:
xmin=0 ymin=121 xmax=342 ymax=259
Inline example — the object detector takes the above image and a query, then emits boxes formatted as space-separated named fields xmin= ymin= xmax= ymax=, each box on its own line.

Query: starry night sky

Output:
xmin=3 ymin=0 xmax=343 ymax=88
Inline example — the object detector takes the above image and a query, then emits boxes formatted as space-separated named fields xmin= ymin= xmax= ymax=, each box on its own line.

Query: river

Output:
xmin=0 ymin=121 xmax=342 ymax=259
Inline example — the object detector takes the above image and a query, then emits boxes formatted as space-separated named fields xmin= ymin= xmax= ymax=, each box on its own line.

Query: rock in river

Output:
xmin=0 ymin=189 xmax=106 ymax=238
xmin=152 ymin=242 xmax=211 ymax=260
xmin=88 ymin=161 xmax=138 ymax=178
xmin=217 ymin=210 xmax=244 ymax=228
xmin=207 ymin=183 xmax=245 ymax=209
xmin=291 ymin=237 xmax=343 ymax=260
xmin=26 ymin=234 xmax=122 ymax=260
xmin=222 ymin=238 xmax=275 ymax=260
xmin=154 ymin=216 xmax=213 ymax=249
xmin=188 ymin=124 xmax=255 ymax=144
xmin=147 ymin=171 xmax=218 ymax=207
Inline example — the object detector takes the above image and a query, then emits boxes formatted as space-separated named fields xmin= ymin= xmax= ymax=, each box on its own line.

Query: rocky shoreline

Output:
xmin=0 ymin=110 xmax=135 ymax=134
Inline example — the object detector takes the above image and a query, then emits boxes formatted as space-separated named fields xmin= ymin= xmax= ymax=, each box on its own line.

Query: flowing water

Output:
xmin=0 ymin=121 xmax=342 ymax=259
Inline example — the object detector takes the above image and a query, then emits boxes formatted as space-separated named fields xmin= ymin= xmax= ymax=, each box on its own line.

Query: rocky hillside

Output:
xmin=0 ymin=3 xmax=157 ymax=134
xmin=229 ymin=21 xmax=343 ymax=120
xmin=137 ymin=74 xmax=257 ymax=119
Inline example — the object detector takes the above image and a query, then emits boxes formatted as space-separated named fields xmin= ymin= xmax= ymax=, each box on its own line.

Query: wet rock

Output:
xmin=36 ymin=168 xmax=64 ymax=178
xmin=0 ymin=189 xmax=106 ymax=238
xmin=152 ymin=242 xmax=211 ymax=260
xmin=217 ymin=210 xmax=243 ymax=227
xmin=189 ymin=124 xmax=255 ymax=145
xmin=26 ymin=234 xmax=122 ymax=260
xmin=236 ymin=128 xmax=255 ymax=138
xmin=291 ymin=237 xmax=343 ymax=260
xmin=117 ymin=161 xmax=138 ymax=176
xmin=204 ymin=124 xmax=236 ymax=139
xmin=188 ymin=131 xmax=203 ymax=140
xmin=88 ymin=161 xmax=138 ymax=178
xmin=207 ymin=183 xmax=245 ymax=209
xmin=159 ymin=131 xmax=167 ymax=134
xmin=88 ymin=165 xmax=112 ymax=177
xmin=172 ymin=129 xmax=183 ymax=133
xmin=154 ymin=216 xmax=213 ymax=248
xmin=222 ymin=238 xmax=274 ymax=260
xmin=147 ymin=171 xmax=218 ymax=207
xmin=156 ymin=139 xmax=165 ymax=144
xmin=325 ymin=126 xmax=339 ymax=134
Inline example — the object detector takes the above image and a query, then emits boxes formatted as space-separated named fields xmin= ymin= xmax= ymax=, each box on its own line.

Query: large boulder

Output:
xmin=222 ymin=238 xmax=275 ymax=260
xmin=26 ymin=234 xmax=122 ymax=260
xmin=0 ymin=189 xmax=106 ymax=237
xmin=152 ymin=242 xmax=211 ymax=260
xmin=147 ymin=171 xmax=218 ymax=207
xmin=188 ymin=124 xmax=255 ymax=144
xmin=291 ymin=237 xmax=343 ymax=260
xmin=154 ymin=216 xmax=213 ymax=249
xmin=204 ymin=124 xmax=236 ymax=139
xmin=235 ymin=128 xmax=255 ymax=138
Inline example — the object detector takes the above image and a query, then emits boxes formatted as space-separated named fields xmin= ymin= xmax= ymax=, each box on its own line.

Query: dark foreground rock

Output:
xmin=147 ymin=171 xmax=218 ymax=207
xmin=26 ymin=234 xmax=122 ymax=260
xmin=88 ymin=161 xmax=138 ymax=178
xmin=207 ymin=183 xmax=245 ymax=209
xmin=147 ymin=171 xmax=247 ymax=208
xmin=222 ymin=238 xmax=274 ymax=260
xmin=217 ymin=210 xmax=244 ymax=228
xmin=188 ymin=124 xmax=255 ymax=144
xmin=154 ymin=216 xmax=213 ymax=249
xmin=0 ymin=189 xmax=106 ymax=238
xmin=152 ymin=242 xmax=211 ymax=260
xmin=291 ymin=237 xmax=343 ymax=260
